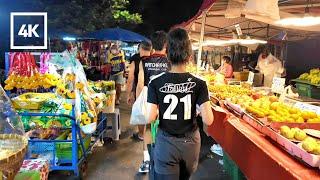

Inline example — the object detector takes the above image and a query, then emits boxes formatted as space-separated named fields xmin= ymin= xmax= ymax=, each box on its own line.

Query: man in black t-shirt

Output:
xmin=127 ymin=41 xmax=152 ymax=105
xmin=127 ymin=41 xmax=152 ymax=146
xmin=135 ymin=31 xmax=171 ymax=173
xmin=147 ymin=28 xmax=213 ymax=179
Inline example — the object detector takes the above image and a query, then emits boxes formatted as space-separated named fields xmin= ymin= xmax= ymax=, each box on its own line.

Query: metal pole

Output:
xmin=48 ymin=37 xmax=51 ymax=52
xmin=196 ymin=11 xmax=207 ymax=73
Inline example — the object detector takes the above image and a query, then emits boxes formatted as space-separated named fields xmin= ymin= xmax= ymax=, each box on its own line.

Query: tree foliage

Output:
xmin=39 ymin=0 xmax=142 ymax=34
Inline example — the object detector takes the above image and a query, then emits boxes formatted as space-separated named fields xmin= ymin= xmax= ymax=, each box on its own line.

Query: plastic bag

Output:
xmin=0 ymin=85 xmax=25 ymax=135
xmin=225 ymin=0 xmax=245 ymax=18
xmin=243 ymin=0 xmax=280 ymax=21
xmin=130 ymin=87 xmax=148 ymax=125
xmin=53 ymin=54 xmax=97 ymax=134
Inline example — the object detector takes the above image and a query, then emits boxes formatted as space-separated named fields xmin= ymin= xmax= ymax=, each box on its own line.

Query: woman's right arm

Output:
xmin=197 ymin=81 xmax=214 ymax=126
xmin=199 ymin=102 xmax=213 ymax=126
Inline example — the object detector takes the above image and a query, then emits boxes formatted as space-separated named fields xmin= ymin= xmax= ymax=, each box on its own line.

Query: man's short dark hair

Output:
xmin=167 ymin=28 xmax=192 ymax=65
xmin=223 ymin=56 xmax=232 ymax=64
xmin=140 ymin=41 xmax=152 ymax=51
xmin=151 ymin=31 xmax=167 ymax=51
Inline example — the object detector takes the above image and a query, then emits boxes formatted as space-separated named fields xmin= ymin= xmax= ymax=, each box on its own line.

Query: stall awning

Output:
xmin=175 ymin=0 xmax=320 ymax=41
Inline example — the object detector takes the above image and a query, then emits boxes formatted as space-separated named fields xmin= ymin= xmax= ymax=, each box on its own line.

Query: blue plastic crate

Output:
xmin=28 ymin=141 xmax=56 ymax=165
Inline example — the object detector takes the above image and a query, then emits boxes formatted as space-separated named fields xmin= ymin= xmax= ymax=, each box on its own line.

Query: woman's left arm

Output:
xmin=147 ymin=103 xmax=158 ymax=124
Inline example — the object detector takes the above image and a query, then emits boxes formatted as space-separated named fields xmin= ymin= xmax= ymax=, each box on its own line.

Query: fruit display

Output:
xmin=209 ymin=84 xmax=252 ymax=100
xmin=202 ymin=74 xmax=216 ymax=84
xmin=245 ymin=97 xmax=320 ymax=123
xmin=89 ymin=80 xmax=115 ymax=93
xmin=280 ymin=126 xmax=307 ymax=141
xmin=279 ymin=126 xmax=320 ymax=155
xmin=301 ymin=137 xmax=320 ymax=155
xmin=298 ymin=68 xmax=320 ymax=86
xmin=230 ymin=95 xmax=254 ymax=108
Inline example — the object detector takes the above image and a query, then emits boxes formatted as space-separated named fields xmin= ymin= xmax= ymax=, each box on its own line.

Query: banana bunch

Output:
xmin=4 ymin=72 xmax=60 ymax=90
xmin=298 ymin=68 xmax=320 ymax=86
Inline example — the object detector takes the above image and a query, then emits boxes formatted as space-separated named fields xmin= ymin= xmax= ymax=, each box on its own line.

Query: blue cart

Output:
xmin=19 ymin=107 xmax=108 ymax=178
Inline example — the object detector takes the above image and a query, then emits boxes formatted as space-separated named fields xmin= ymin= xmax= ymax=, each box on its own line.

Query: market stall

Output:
xmin=176 ymin=0 xmax=320 ymax=179
xmin=2 ymin=51 xmax=117 ymax=179
xmin=199 ymin=76 xmax=320 ymax=179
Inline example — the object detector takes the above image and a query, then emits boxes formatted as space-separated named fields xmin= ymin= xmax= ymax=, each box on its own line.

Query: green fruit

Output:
xmin=302 ymin=139 xmax=317 ymax=152
xmin=291 ymin=128 xmax=300 ymax=135
xmin=295 ymin=130 xmax=307 ymax=141
xmin=312 ymin=145 xmax=320 ymax=155
xmin=280 ymin=126 xmax=290 ymax=135
xmin=284 ymin=130 xmax=295 ymax=139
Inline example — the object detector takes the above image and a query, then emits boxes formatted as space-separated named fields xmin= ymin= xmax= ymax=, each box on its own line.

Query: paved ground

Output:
xmin=50 ymin=94 xmax=230 ymax=180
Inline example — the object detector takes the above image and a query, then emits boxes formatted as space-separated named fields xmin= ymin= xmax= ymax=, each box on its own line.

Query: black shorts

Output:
xmin=154 ymin=129 xmax=201 ymax=178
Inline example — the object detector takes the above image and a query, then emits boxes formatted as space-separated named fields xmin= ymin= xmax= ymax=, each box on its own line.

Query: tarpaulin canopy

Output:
xmin=175 ymin=0 xmax=320 ymax=42
xmin=83 ymin=27 xmax=149 ymax=42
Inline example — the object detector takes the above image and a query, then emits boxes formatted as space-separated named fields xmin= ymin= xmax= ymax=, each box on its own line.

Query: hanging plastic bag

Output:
xmin=225 ymin=0 xmax=245 ymax=18
xmin=243 ymin=0 xmax=280 ymax=21
xmin=0 ymin=84 xmax=25 ymax=135
xmin=54 ymin=54 xmax=97 ymax=134
xmin=130 ymin=87 xmax=148 ymax=125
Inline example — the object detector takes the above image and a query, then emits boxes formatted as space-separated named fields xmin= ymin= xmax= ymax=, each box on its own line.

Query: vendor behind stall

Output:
xmin=217 ymin=56 xmax=233 ymax=78
xmin=256 ymin=49 xmax=284 ymax=87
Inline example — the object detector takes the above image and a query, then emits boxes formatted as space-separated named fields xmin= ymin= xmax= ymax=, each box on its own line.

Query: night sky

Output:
xmin=0 ymin=0 xmax=203 ymax=66
xmin=128 ymin=0 xmax=203 ymax=36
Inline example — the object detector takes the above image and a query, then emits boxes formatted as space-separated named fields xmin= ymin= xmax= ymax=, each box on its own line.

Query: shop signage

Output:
xmin=271 ymin=77 xmax=286 ymax=94
xmin=294 ymin=102 xmax=320 ymax=115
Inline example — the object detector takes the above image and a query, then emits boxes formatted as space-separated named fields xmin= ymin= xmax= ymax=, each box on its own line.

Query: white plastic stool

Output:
xmin=105 ymin=108 xmax=121 ymax=140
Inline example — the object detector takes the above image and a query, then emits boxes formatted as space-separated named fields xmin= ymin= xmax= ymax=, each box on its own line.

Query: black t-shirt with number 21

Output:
xmin=147 ymin=72 xmax=210 ymax=136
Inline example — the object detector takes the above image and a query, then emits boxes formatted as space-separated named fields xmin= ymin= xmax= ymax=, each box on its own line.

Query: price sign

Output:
xmin=247 ymin=71 xmax=255 ymax=85
xmin=294 ymin=102 xmax=320 ymax=115
xmin=271 ymin=77 xmax=286 ymax=94
xmin=235 ymin=24 xmax=242 ymax=36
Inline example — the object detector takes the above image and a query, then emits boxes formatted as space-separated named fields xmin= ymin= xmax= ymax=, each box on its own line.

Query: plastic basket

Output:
xmin=55 ymin=135 xmax=91 ymax=160
xmin=296 ymin=82 xmax=320 ymax=99
xmin=103 ymin=90 xmax=116 ymax=113
xmin=223 ymin=151 xmax=246 ymax=180
xmin=28 ymin=141 xmax=55 ymax=164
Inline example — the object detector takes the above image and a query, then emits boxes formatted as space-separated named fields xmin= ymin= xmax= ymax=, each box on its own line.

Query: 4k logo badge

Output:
xmin=10 ymin=12 xmax=47 ymax=49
